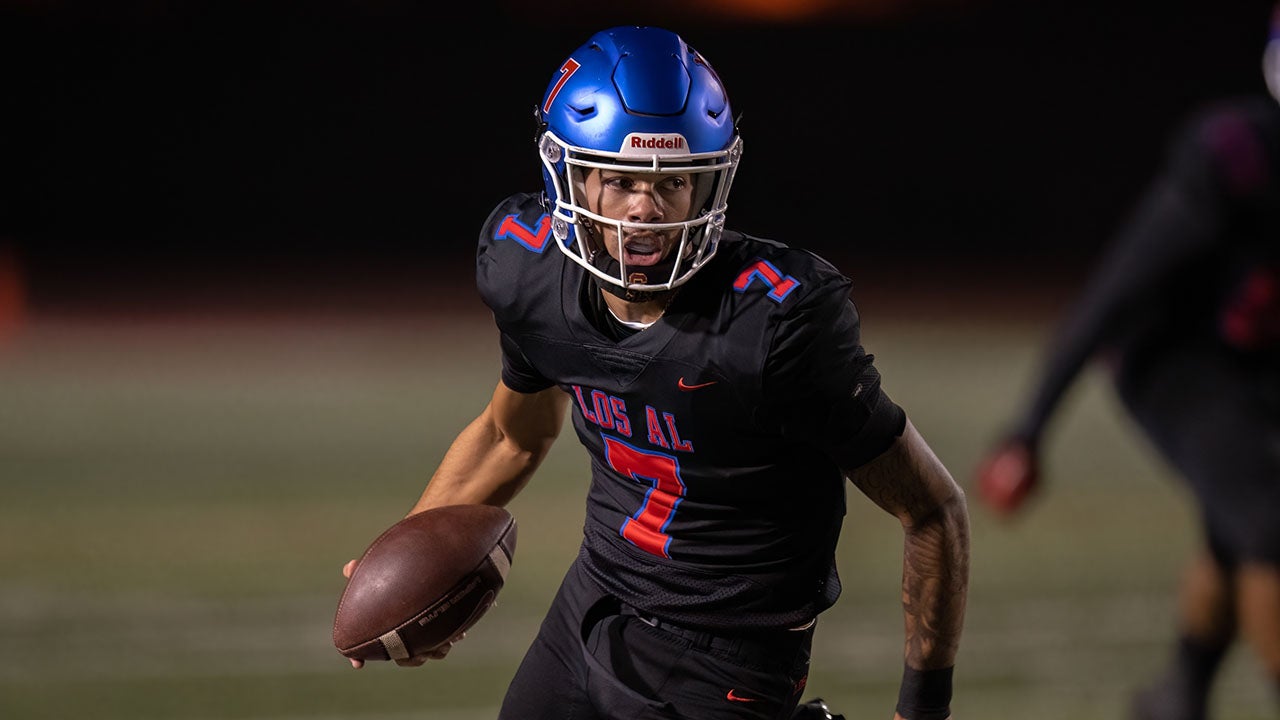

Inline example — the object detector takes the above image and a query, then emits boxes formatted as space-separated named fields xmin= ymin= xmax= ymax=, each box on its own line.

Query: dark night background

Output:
xmin=1 ymin=0 xmax=1276 ymax=309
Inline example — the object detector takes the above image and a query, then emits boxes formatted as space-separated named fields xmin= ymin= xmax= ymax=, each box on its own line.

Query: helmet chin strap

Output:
xmin=589 ymin=252 xmax=679 ymax=302
xmin=581 ymin=220 xmax=680 ymax=303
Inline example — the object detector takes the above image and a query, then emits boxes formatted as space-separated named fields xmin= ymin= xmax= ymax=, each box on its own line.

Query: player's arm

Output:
xmin=409 ymin=380 xmax=569 ymax=514
xmin=846 ymin=418 xmax=970 ymax=720
xmin=977 ymin=109 xmax=1230 ymax=516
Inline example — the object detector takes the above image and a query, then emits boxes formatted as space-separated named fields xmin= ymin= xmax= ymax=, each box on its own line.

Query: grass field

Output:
xmin=0 ymin=278 xmax=1272 ymax=720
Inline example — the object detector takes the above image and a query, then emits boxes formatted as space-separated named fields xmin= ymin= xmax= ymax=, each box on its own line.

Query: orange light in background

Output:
xmin=0 ymin=243 xmax=27 ymax=349
xmin=501 ymin=0 xmax=980 ymax=26
xmin=695 ymin=0 xmax=968 ymax=22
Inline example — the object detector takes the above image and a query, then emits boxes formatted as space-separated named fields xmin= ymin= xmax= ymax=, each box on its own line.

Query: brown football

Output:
xmin=333 ymin=504 xmax=517 ymax=662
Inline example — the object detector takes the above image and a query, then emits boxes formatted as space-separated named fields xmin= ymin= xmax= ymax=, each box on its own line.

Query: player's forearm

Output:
xmin=845 ymin=420 xmax=970 ymax=665
xmin=894 ymin=482 xmax=967 ymax=720
xmin=410 ymin=414 xmax=547 ymax=512
xmin=410 ymin=385 xmax=567 ymax=514
xmin=901 ymin=492 xmax=969 ymax=669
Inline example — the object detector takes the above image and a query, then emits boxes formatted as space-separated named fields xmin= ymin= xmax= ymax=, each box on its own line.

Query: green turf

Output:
xmin=0 ymin=310 xmax=1271 ymax=719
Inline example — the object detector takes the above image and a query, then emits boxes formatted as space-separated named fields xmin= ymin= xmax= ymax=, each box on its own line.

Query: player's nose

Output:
xmin=626 ymin=188 xmax=664 ymax=224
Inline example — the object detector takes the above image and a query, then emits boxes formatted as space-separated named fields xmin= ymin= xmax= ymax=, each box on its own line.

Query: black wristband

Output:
xmin=895 ymin=664 xmax=953 ymax=720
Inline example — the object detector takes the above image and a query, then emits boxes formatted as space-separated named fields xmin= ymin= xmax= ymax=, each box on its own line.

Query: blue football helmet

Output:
xmin=1266 ymin=4 xmax=1280 ymax=102
xmin=536 ymin=26 xmax=742 ymax=295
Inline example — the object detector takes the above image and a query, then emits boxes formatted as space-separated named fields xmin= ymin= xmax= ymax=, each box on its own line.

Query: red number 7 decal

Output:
xmin=602 ymin=435 xmax=686 ymax=558
xmin=733 ymin=258 xmax=800 ymax=303
xmin=542 ymin=58 xmax=581 ymax=114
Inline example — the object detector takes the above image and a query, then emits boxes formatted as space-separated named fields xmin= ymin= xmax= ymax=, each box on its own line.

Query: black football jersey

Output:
xmin=476 ymin=192 xmax=906 ymax=631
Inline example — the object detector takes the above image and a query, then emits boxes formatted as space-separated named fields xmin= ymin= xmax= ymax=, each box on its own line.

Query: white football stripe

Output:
xmin=488 ymin=544 xmax=511 ymax=579
xmin=379 ymin=629 xmax=409 ymax=660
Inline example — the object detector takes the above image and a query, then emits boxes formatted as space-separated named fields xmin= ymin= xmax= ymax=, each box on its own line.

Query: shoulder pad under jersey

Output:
xmin=476 ymin=192 xmax=567 ymax=320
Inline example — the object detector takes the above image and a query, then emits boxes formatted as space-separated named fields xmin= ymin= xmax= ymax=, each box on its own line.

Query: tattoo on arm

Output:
xmin=846 ymin=420 xmax=970 ymax=670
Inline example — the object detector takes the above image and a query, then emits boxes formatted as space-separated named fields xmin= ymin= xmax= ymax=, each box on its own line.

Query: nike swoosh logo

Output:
xmin=725 ymin=689 xmax=760 ymax=702
xmin=677 ymin=377 xmax=717 ymax=391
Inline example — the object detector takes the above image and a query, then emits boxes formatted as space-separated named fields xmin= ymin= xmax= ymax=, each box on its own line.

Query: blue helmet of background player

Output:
xmin=535 ymin=26 xmax=742 ymax=295
xmin=1264 ymin=3 xmax=1280 ymax=101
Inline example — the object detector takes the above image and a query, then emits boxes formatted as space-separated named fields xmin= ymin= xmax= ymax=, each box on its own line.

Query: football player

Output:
xmin=349 ymin=26 xmax=970 ymax=720
xmin=975 ymin=7 xmax=1280 ymax=719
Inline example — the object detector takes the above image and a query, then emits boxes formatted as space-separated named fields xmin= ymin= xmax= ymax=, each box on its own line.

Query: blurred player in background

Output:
xmin=974 ymin=8 xmax=1280 ymax=720
xmin=345 ymin=25 xmax=970 ymax=720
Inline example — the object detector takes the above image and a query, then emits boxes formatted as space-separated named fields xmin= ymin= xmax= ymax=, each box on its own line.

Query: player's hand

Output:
xmin=340 ymin=559 xmax=365 ymax=668
xmin=974 ymin=437 xmax=1039 ymax=517
xmin=340 ymin=559 xmax=466 ymax=669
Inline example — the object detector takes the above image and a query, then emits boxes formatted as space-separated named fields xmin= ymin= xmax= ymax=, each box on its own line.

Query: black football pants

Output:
xmin=497 ymin=556 xmax=815 ymax=720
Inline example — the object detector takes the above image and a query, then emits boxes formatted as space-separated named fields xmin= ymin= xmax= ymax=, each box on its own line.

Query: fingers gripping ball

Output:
xmin=975 ymin=441 xmax=1039 ymax=516
xmin=333 ymin=505 xmax=517 ymax=662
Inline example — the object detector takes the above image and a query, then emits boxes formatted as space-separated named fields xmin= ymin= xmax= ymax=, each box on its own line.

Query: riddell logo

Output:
xmin=620 ymin=133 xmax=689 ymax=156
xmin=630 ymin=135 xmax=684 ymax=150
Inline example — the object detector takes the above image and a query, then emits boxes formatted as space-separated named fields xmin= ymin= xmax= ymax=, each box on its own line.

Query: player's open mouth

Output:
xmin=622 ymin=238 xmax=664 ymax=267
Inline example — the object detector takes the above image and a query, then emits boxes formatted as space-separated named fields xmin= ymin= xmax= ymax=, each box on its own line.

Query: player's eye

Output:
xmin=603 ymin=175 xmax=635 ymax=191
xmin=660 ymin=176 xmax=690 ymax=192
